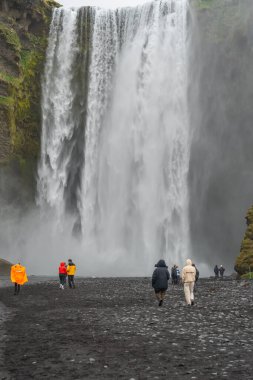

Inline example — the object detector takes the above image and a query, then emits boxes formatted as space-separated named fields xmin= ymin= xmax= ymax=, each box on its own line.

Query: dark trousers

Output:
xmin=14 ymin=283 xmax=20 ymax=294
xmin=59 ymin=274 xmax=66 ymax=286
xmin=68 ymin=275 xmax=75 ymax=288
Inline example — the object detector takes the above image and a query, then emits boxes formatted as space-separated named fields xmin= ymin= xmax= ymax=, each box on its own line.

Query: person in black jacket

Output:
xmin=171 ymin=265 xmax=177 ymax=285
xmin=152 ymin=259 xmax=170 ymax=306
xmin=192 ymin=263 xmax=199 ymax=293
xmin=192 ymin=263 xmax=199 ymax=282
xmin=219 ymin=265 xmax=225 ymax=278
xmin=214 ymin=265 xmax=219 ymax=278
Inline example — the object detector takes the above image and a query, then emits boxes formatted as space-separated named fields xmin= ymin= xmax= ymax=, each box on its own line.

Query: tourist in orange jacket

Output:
xmin=10 ymin=263 xmax=28 ymax=295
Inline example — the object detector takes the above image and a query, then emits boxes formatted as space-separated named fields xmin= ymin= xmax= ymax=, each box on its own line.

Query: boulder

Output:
xmin=0 ymin=257 xmax=12 ymax=276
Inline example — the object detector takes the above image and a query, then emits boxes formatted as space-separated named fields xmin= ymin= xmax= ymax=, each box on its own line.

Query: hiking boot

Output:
xmin=158 ymin=300 xmax=163 ymax=307
xmin=191 ymin=300 xmax=194 ymax=306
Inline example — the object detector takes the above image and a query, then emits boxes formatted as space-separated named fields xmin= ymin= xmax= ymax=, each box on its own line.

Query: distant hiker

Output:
xmin=219 ymin=265 xmax=225 ymax=278
xmin=59 ymin=262 xmax=67 ymax=289
xmin=214 ymin=265 xmax=219 ymax=278
xmin=192 ymin=263 xmax=199 ymax=293
xmin=192 ymin=263 xmax=199 ymax=282
xmin=176 ymin=266 xmax=180 ymax=284
xmin=67 ymin=259 xmax=76 ymax=289
xmin=171 ymin=265 xmax=177 ymax=285
xmin=152 ymin=259 xmax=170 ymax=306
xmin=182 ymin=259 xmax=196 ymax=306
xmin=10 ymin=263 xmax=28 ymax=295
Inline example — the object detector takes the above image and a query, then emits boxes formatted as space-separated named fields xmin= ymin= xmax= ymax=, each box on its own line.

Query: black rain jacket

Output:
xmin=152 ymin=260 xmax=170 ymax=291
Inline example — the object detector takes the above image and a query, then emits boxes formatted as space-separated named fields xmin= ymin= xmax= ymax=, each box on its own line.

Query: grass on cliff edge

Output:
xmin=241 ymin=272 xmax=253 ymax=280
xmin=0 ymin=22 xmax=21 ymax=54
xmin=0 ymin=96 xmax=14 ymax=107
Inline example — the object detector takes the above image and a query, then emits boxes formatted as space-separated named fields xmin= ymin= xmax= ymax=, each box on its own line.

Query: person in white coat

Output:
xmin=182 ymin=259 xmax=196 ymax=306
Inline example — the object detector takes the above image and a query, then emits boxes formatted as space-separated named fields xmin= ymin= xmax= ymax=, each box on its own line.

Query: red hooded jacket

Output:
xmin=59 ymin=262 xmax=67 ymax=275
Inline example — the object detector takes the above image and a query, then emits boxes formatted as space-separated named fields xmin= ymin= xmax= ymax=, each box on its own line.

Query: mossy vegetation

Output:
xmin=0 ymin=72 xmax=20 ymax=87
xmin=0 ymin=96 xmax=14 ymax=107
xmin=0 ymin=22 xmax=21 ymax=54
xmin=235 ymin=206 xmax=253 ymax=276
xmin=241 ymin=272 xmax=253 ymax=280
xmin=0 ymin=0 xmax=58 ymax=201
xmin=0 ymin=0 xmax=56 ymax=165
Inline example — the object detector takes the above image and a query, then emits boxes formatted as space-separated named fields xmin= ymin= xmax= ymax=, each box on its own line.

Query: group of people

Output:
xmin=171 ymin=263 xmax=199 ymax=285
xmin=171 ymin=265 xmax=180 ymax=284
xmin=59 ymin=259 xmax=76 ymax=289
xmin=9 ymin=260 xmax=225 ymax=306
xmin=214 ymin=264 xmax=225 ymax=278
xmin=152 ymin=259 xmax=199 ymax=307
xmin=9 ymin=259 xmax=77 ymax=295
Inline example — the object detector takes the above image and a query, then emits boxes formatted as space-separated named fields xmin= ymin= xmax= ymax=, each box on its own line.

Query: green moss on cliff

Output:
xmin=13 ymin=39 xmax=47 ymax=159
xmin=0 ymin=0 xmax=56 ymax=165
xmin=0 ymin=22 xmax=21 ymax=54
xmin=241 ymin=272 xmax=253 ymax=280
xmin=235 ymin=206 xmax=253 ymax=276
xmin=0 ymin=0 xmax=58 ymax=203
xmin=0 ymin=72 xmax=20 ymax=87
xmin=0 ymin=96 xmax=14 ymax=107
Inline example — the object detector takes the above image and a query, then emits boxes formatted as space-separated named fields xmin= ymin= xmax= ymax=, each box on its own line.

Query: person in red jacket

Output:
xmin=58 ymin=262 xmax=67 ymax=289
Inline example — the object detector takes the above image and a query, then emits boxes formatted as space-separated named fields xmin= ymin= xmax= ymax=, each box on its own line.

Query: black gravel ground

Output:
xmin=0 ymin=278 xmax=253 ymax=380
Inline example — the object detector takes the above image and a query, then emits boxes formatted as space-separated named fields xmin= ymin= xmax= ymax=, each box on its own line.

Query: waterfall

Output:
xmin=37 ymin=8 xmax=79 ymax=223
xmin=38 ymin=0 xmax=190 ymax=275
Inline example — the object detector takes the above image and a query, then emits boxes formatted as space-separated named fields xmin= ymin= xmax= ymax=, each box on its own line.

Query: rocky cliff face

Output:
xmin=235 ymin=206 xmax=253 ymax=275
xmin=189 ymin=0 xmax=253 ymax=271
xmin=0 ymin=0 xmax=59 ymax=203
xmin=0 ymin=0 xmax=60 ymax=162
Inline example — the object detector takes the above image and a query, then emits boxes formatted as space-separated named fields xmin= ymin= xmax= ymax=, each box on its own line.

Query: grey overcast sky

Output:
xmin=58 ymin=0 xmax=150 ymax=8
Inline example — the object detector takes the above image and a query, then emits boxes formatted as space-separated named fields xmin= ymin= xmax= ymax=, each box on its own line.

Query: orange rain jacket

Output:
xmin=10 ymin=264 xmax=28 ymax=285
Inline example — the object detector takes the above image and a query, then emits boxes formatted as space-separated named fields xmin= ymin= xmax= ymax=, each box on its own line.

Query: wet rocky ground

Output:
xmin=0 ymin=277 xmax=252 ymax=380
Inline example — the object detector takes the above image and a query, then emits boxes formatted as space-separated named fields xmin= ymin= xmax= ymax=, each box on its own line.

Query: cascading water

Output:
xmin=38 ymin=8 xmax=79 ymax=219
xmin=38 ymin=0 xmax=190 ymax=275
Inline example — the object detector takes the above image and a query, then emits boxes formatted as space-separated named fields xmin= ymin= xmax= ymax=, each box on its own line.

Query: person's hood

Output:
xmin=186 ymin=259 xmax=192 ymax=266
xmin=155 ymin=259 xmax=168 ymax=268
xmin=60 ymin=262 xmax=66 ymax=267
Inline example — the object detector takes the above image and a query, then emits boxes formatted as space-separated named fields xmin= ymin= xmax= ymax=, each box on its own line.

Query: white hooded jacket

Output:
xmin=182 ymin=259 xmax=196 ymax=283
